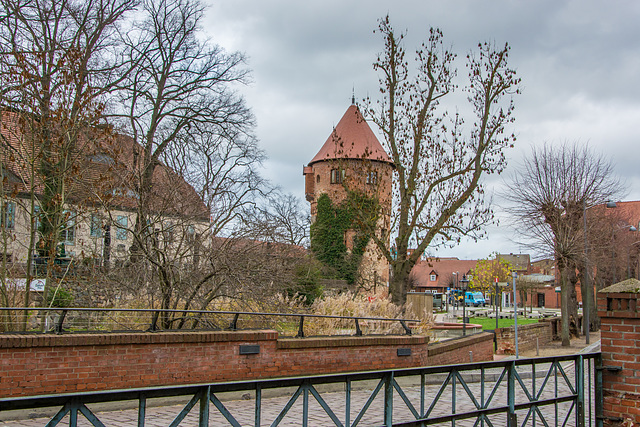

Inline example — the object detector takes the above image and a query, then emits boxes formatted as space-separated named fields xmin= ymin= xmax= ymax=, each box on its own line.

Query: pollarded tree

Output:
xmin=503 ymin=142 xmax=625 ymax=345
xmin=363 ymin=16 xmax=521 ymax=305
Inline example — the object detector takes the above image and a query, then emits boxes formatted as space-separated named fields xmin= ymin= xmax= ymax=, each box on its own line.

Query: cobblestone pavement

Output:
xmin=0 ymin=357 xmax=597 ymax=427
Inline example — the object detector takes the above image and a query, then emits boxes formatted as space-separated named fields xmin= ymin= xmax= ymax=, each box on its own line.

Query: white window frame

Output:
xmin=90 ymin=214 xmax=102 ymax=237
xmin=116 ymin=215 xmax=128 ymax=240
xmin=1 ymin=201 xmax=15 ymax=230
xmin=60 ymin=210 xmax=76 ymax=245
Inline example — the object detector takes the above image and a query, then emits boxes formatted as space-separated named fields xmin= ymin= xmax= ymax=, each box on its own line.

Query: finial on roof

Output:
xmin=352 ymin=86 xmax=355 ymax=105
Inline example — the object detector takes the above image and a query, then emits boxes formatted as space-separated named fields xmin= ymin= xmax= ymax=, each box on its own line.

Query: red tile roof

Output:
xmin=308 ymin=104 xmax=393 ymax=166
xmin=0 ymin=111 xmax=209 ymax=220
xmin=409 ymin=257 xmax=478 ymax=290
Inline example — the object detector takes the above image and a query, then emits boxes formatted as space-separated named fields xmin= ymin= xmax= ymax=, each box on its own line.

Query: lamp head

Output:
xmin=459 ymin=274 xmax=469 ymax=290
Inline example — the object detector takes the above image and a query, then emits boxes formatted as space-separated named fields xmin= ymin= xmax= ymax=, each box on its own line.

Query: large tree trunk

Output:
xmin=560 ymin=265 xmax=571 ymax=347
xmin=389 ymin=258 xmax=414 ymax=306
xmin=567 ymin=268 xmax=580 ymax=338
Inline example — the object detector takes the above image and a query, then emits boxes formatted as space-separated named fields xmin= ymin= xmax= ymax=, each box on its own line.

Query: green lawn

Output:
xmin=463 ymin=316 xmax=540 ymax=331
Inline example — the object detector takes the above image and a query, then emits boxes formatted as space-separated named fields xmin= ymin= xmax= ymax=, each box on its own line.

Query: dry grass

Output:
xmin=295 ymin=290 xmax=433 ymax=337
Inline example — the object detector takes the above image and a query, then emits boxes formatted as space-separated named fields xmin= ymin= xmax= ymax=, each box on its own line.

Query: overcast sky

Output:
xmin=204 ymin=1 xmax=640 ymax=260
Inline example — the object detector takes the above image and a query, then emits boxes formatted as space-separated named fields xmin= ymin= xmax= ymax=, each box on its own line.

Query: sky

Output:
xmin=204 ymin=1 xmax=640 ymax=260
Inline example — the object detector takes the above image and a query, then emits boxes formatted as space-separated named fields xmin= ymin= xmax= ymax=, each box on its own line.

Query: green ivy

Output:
xmin=310 ymin=192 xmax=379 ymax=285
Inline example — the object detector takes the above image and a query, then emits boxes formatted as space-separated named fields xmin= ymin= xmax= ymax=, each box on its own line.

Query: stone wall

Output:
xmin=495 ymin=321 xmax=553 ymax=355
xmin=0 ymin=330 xmax=494 ymax=398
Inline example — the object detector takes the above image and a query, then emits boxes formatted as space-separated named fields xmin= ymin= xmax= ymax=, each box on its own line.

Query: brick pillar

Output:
xmin=598 ymin=279 xmax=640 ymax=425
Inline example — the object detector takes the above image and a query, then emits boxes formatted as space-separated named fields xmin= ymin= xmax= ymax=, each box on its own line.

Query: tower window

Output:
xmin=316 ymin=174 xmax=320 ymax=183
xmin=330 ymin=169 xmax=345 ymax=184
xmin=366 ymin=171 xmax=378 ymax=185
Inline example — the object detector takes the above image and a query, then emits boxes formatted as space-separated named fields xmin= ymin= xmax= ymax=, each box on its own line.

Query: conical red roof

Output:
xmin=308 ymin=104 xmax=393 ymax=166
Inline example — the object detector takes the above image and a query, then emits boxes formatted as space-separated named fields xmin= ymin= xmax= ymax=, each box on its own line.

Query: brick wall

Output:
xmin=598 ymin=284 xmax=640 ymax=425
xmin=495 ymin=321 xmax=553 ymax=355
xmin=0 ymin=330 xmax=493 ymax=398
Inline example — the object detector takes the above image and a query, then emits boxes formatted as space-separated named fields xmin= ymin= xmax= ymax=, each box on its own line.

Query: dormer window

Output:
xmin=430 ymin=274 xmax=437 ymax=282
xmin=330 ymin=169 xmax=345 ymax=184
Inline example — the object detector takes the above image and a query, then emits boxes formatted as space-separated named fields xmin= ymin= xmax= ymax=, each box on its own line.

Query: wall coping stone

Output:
xmin=0 ymin=329 xmax=279 ymax=348
xmin=599 ymin=279 xmax=640 ymax=293
xmin=277 ymin=334 xmax=428 ymax=349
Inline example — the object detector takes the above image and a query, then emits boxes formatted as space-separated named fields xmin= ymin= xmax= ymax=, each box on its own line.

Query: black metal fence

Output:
xmin=0 ymin=352 xmax=603 ymax=426
xmin=0 ymin=307 xmax=416 ymax=338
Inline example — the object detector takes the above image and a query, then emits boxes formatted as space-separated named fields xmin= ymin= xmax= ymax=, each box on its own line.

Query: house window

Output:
xmin=187 ymin=225 xmax=196 ymax=243
xmin=60 ymin=211 xmax=75 ymax=245
xmin=429 ymin=274 xmax=437 ymax=282
xmin=366 ymin=171 xmax=378 ymax=185
xmin=330 ymin=169 xmax=345 ymax=184
xmin=116 ymin=215 xmax=128 ymax=240
xmin=1 ymin=201 xmax=15 ymax=229
xmin=33 ymin=205 xmax=41 ymax=232
xmin=90 ymin=214 xmax=102 ymax=237
xmin=164 ymin=221 xmax=175 ymax=243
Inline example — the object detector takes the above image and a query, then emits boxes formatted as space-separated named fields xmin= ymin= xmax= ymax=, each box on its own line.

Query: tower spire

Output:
xmin=351 ymin=86 xmax=355 ymax=105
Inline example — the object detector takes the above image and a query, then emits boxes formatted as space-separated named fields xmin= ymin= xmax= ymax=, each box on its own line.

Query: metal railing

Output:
xmin=0 ymin=352 xmax=603 ymax=426
xmin=0 ymin=307 xmax=416 ymax=338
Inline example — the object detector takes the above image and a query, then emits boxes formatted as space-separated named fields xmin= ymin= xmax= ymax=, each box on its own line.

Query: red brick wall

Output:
xmin=495 ymin=321 xmax=553 ymax=355
xmin=598 ymin=291 xmax=640 ymax=424
xmin=0 ymin=331 xmax=494 ymax=398
xmin=427 ymin=333 xmax=494 ymax=365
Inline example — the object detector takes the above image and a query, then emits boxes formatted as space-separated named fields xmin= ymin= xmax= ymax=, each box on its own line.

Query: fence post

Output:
xmin=199 ymin=386 xmax=210 ymax=427
xmin=507 ymin=361 xmax=517 ymax=427
xmin=384 ymin=371 xmax=394 ymax=426
xmin=296 ymin=315 xmax=305 ymax=338
xmin=576 ymin=355 xmax=585 ymax=427
xmin=595 ymin=353 xmax=604 ymax=427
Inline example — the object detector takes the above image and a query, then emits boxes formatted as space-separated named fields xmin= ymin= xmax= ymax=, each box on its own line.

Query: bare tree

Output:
xmin=242 ymin=192 xmax=309 ymax=247
xmin=503 ymin=142 xmax=625 ymax=345
xmin=0 ymin=0 xmax=136 ymax=321
xmin=116 ymin=0 xmax=253 ymax=257
xmin=363 ymin=16 xmax=520 ymax=305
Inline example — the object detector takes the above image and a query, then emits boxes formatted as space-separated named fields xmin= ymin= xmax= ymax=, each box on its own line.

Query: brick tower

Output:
xmin=303 ymin=101 xmax=394 ymax=286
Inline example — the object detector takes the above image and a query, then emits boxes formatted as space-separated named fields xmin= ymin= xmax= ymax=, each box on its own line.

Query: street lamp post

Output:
xmin=495 ymin=277 xmax=499 ymax=333
xmin=450 ymin=272 xmax=458 ymax=317
xmin=512 ymin=270 xmax=519 ymax=359
xmin=460 ymin=274 xmax=469 ymax=336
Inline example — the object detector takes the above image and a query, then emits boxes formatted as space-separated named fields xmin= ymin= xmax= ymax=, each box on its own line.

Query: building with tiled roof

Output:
xmin=0 ymin=111 xmax=209 ymax=267
xmin=409 ymin=257 xmax=478 ymax=293
xmin=304 ymin=101 xmax=394 ymax=286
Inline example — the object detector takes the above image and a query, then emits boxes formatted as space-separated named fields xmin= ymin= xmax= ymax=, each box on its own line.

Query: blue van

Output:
xmin=464 ymin=291 xmax=486 ymax=307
